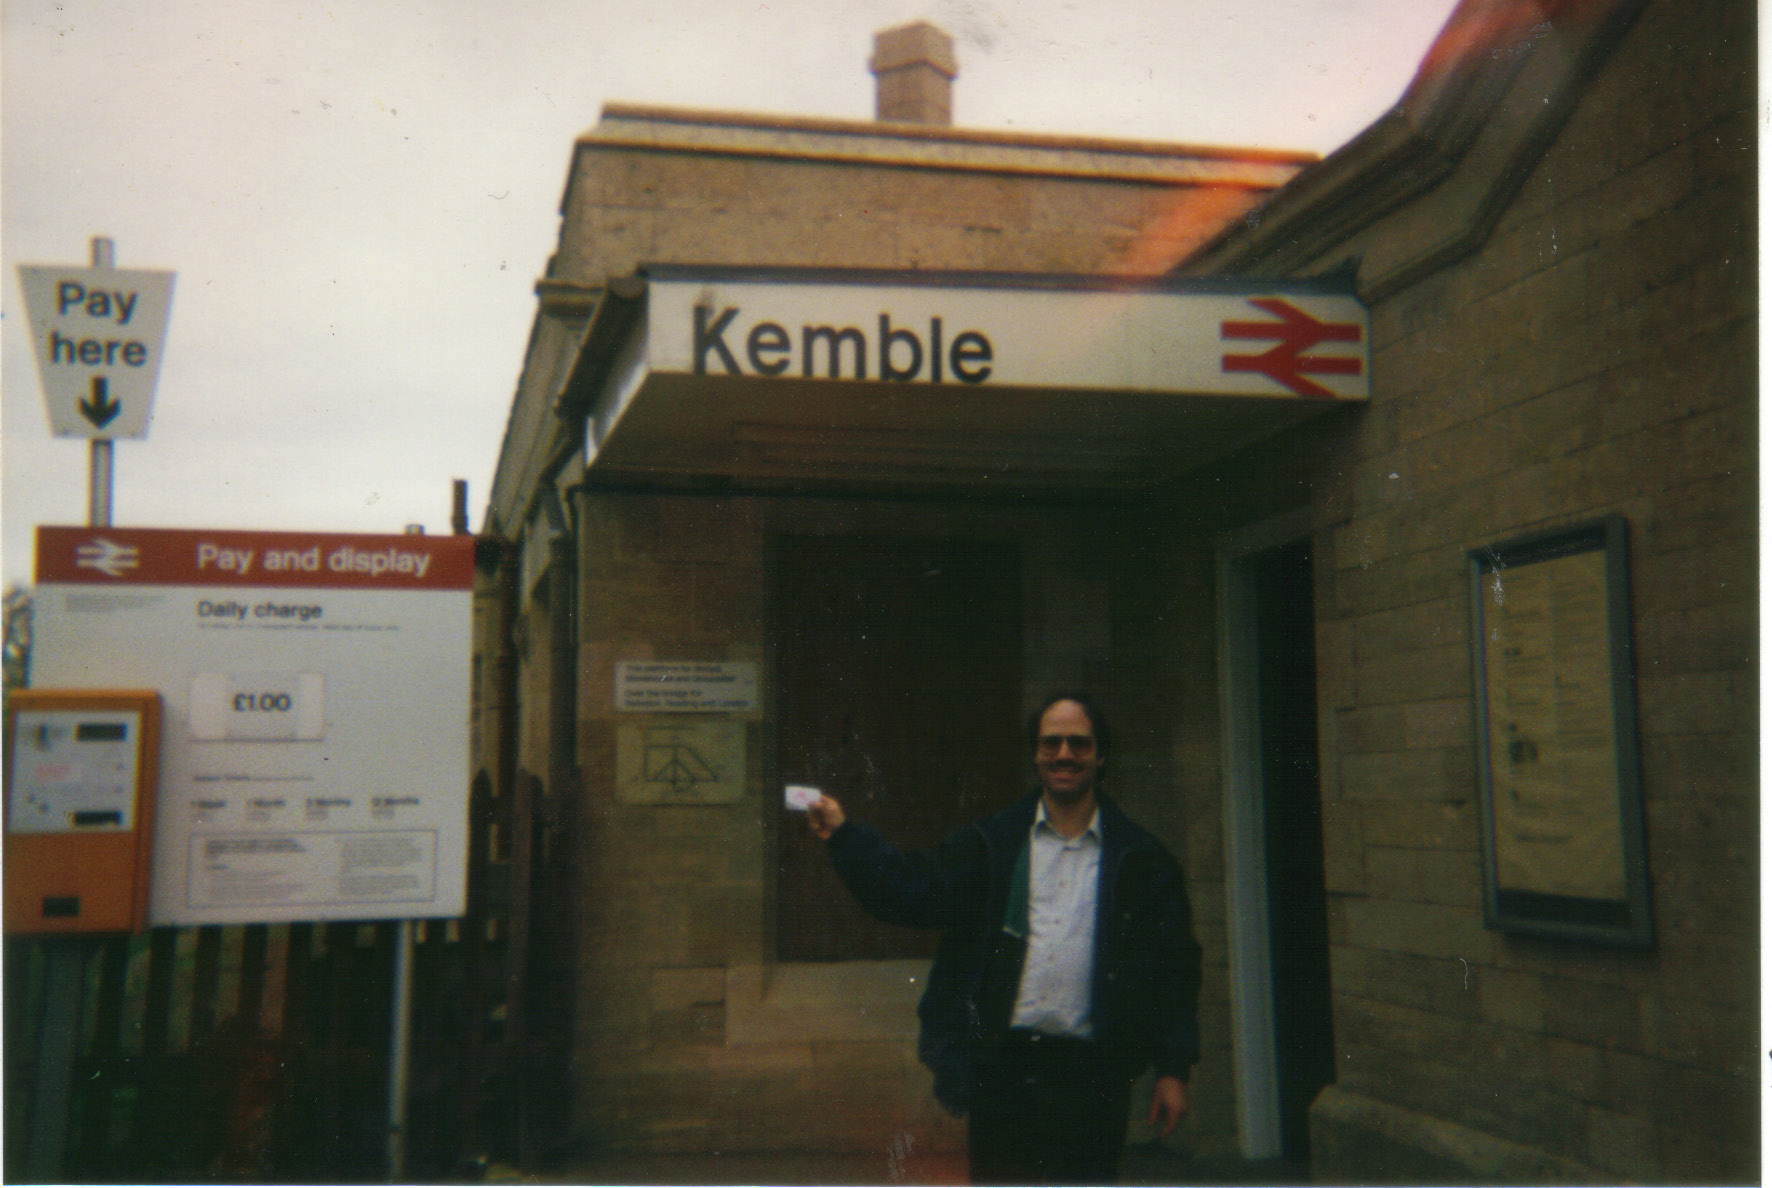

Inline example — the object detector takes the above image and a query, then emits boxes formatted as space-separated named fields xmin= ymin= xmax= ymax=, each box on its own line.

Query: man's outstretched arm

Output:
xmin=808 ymin=793 xmax=975 ymax=930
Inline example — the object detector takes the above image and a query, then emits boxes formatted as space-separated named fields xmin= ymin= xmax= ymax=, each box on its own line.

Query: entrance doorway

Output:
xmin=773 ymin=535 xmax=1022 ymax=963
xmin=1221 ymin=534 xmax=1335 ymax=1160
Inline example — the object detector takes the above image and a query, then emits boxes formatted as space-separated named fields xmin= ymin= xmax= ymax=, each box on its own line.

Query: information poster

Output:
xmin=1468 ymin=516 xmax=1651 ymax=948
xmin=1480 ymin=548 xmax=1624 ymax=900
xmin=32 ymin=526 xmax=475 ymax=926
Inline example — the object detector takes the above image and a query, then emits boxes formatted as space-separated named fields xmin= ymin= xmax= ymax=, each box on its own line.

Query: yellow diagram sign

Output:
xmin=616 ymin=721 xmax=744 ymax=804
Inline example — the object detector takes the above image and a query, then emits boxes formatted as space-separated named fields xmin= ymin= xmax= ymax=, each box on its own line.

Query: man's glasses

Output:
xmin=1036 ymin=734 xmax=1097 ymax=756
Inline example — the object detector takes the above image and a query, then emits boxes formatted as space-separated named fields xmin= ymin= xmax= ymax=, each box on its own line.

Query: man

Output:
xmin=807 ymin=693 xmax=1201 ymax=1185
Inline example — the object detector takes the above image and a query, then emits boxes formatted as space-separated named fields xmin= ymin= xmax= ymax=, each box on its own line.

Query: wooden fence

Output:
xmin=9 ymin=780 xmax=487 ymax=1181
xmin=3 ymin=769 xmax=578 ymax=1182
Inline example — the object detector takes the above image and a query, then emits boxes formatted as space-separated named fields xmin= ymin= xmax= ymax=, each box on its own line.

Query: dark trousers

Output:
xmin=967 ymin=1030 xmax=1132 ymax=1186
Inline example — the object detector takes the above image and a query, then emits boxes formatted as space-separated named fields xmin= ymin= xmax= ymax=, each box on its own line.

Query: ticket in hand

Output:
xmin=784 ymin=784 xmax=822 ymax=811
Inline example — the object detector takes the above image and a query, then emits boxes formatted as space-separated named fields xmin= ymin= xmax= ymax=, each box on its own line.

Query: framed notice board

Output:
xmin=1467 ymin=517 xmax=1652 ymax=947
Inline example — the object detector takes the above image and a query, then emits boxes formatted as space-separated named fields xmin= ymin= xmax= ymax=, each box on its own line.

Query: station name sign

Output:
xmin=695 ymin=307 xmax=996 ymax=385
xmin=650 ymin=275 xmax=1369 ymax=401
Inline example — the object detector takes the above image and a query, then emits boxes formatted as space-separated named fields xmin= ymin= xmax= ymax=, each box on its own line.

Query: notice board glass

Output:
xmin=1467 ymin=516 xmax=1652 ymax=947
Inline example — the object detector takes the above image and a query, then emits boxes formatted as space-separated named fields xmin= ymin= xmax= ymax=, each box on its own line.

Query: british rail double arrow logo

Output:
xmin=1220 ymin=297 xmax=1364 ymax=398
xmin=74 ymin=537 xmax=142 ymax=578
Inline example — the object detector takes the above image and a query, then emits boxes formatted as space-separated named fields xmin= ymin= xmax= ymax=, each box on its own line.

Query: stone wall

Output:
xmin=561 ymin=492 xmax=1231 ymax=1158
xmin=479 ymin=8 xmax=1757 ymax=1172
xmin=552 ymin=110 xmax=1301 ymax=285
xmin=1177 ymin=0 xmax=1756 ymax=1180
xmin=491 ymin=106 xmax=1306 ymax=1161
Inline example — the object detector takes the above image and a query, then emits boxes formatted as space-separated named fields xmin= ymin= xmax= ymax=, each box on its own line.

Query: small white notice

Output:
xmin=784 ymin=784 xmax=822 ymax=811
xmin=616 ymin=661 xmax=758 ymax=713
xmin=188 ymin=829 xmax=436 ymax=909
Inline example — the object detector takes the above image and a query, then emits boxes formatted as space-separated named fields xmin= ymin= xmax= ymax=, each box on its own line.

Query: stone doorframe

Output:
xmin=1215 ymin=507 xmax=1314 ymax=1161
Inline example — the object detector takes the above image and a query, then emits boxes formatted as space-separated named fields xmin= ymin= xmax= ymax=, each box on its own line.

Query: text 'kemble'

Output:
xmin=694 ymin=307 xmax=993 ymax=384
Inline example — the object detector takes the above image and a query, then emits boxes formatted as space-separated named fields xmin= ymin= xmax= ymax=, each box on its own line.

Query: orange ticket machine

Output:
xmin=5 ymin=690 xmax=161 ymax=935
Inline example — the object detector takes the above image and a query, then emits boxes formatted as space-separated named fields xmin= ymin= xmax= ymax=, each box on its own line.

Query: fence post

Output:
xmin=23 ymin=940 xmax=91 ymax=1181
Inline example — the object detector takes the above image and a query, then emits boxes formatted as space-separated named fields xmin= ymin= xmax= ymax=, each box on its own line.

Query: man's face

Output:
xmin=1034 ymin=700 xmax=1102 ymax=806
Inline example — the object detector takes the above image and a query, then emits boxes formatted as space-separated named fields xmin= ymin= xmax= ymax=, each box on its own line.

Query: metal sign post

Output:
xmin=17 ymin=235 xmax=172 ymax=1177
xmin=88 ymin=237 xmax=115 ymax=527
xmin=22 ymin=234 xmax=133 ymax=1179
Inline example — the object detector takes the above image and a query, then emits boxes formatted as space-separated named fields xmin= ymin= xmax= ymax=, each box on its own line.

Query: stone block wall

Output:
xmin=486 ymin=124 xmax=1305 ymax=1162
xmin=480 ymin=9 xmax=1755 ymax=1172
xmin=560 ymin=492 xmax=1226 ymax=1156
xmin=568 ymin=493 xmax=770 ymax=1151
xmin=552 ymin=122 xmax=1292 ymax=287
xmin=1239 ymin=1 xmax=1753 ymax=1180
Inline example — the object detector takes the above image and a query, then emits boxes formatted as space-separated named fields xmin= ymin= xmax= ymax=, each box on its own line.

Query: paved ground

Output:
xmin=507 ymin=1143 xmax=1310 ymax=1185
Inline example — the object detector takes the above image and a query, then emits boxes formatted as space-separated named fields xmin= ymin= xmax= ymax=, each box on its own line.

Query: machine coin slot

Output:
xmin=74 ymin=811 xmax=125 ymax=827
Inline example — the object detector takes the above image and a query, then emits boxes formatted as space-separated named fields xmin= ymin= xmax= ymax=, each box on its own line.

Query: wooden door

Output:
xmin=774 ymin=536 xmax=1022 ymax=962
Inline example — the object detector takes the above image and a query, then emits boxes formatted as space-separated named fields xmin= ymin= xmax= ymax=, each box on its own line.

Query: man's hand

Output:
xmin=807 ymin=793 xmax=846 ymax=841
xmin=1147 ymin=1075 xmax=1189 ymax=1136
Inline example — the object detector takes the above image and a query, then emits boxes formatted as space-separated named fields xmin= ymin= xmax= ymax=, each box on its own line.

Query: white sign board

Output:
xmin=32 ymin=526 xmax=475 ymax=925
xmin=646 ymin=274 xmax=1369 ymax=401
xmin=615 ymin=661 xmax=758 ymax=712
xmin=17 ymin=265 xmax=176 ymax=439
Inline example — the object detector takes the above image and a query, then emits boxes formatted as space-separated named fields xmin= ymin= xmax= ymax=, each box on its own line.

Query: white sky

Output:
xmin=2 ymin=0 xmax=1462 ymax=587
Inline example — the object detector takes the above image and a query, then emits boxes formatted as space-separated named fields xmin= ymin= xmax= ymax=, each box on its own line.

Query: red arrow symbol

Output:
xmin=1220 ymin=297 xmax=1363 ymax=398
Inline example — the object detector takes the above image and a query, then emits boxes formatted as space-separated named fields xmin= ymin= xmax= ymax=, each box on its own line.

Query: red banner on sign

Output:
xmin=35 ymin=526 xmax=476 ymax=590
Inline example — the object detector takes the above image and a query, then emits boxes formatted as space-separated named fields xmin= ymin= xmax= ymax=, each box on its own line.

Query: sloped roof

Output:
xmin=1178 ymin=0 xmax=1651 ymax=298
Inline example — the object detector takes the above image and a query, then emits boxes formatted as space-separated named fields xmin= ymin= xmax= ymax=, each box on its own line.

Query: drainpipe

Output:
xmin=545 ymin=513 xmax=578 ymax=873
xmin=510 ymin=494 xmax=578 ymax=1169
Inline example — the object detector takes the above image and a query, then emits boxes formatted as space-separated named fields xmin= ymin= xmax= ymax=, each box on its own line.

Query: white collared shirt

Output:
xmin=1010 ymin=802 xmax=1102 ymax=1037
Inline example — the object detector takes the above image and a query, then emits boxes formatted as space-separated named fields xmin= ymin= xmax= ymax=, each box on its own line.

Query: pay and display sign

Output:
xmin=18 ymin=265 xmax=175 ymax=438
xmin=32 ymin=526 xmax=475 ymax=926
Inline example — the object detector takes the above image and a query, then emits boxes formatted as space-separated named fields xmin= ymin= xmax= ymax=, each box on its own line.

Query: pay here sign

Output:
xmin=32 ymin=526 xmax=475 ymax=926
xmin=18 ymin=265 xmax=175 ymax=439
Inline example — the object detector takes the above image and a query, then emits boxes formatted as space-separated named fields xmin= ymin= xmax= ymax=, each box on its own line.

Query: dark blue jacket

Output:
xmin=826 ymin=790 xmax=1202 ymax=1115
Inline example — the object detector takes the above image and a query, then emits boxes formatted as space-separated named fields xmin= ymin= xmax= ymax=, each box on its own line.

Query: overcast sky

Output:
xmin=2 ymin=0 xmax=1462 ymax=587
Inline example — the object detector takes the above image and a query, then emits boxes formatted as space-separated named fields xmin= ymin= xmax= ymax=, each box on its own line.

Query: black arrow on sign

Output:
xmin=79 ymin=376 xmax=122 ymax=430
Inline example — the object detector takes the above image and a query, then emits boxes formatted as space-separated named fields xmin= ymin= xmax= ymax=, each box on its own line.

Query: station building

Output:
xmin=474 ymin=0 xmax=1755 ymax=1181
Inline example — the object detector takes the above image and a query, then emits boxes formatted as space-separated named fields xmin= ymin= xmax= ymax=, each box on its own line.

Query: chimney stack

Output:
xmin=871 ymin=22 xmax=957 ymax=125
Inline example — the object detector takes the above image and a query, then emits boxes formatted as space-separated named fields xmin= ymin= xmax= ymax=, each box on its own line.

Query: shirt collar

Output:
xmin=1034 ymin=799 xmax=1101 ymax=844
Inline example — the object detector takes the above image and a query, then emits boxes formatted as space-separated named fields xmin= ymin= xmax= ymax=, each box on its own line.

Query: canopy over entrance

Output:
xmin=560 ymin=266 xmax=1367 ymax=495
